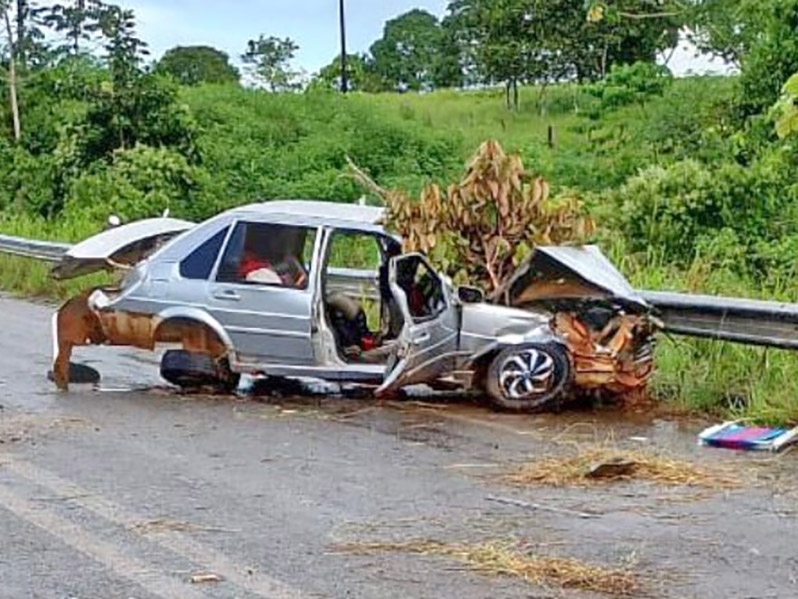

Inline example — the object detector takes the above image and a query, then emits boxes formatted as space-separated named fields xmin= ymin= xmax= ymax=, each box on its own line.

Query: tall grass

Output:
xmin=606 ymin=237 xmax=798 ymax=425
xmin=0 ymin=214 xmax=111 ymax=300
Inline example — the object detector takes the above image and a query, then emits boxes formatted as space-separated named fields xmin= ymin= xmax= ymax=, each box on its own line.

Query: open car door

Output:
xmin=375 ymin=253 xmax=460 ymax=396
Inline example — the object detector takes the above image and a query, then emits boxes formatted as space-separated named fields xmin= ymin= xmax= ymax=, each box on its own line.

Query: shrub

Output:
xmin=64 ymin=144 xmax=209 ymax=226
xmin=610 ymin=152 xmax=798 ymax=276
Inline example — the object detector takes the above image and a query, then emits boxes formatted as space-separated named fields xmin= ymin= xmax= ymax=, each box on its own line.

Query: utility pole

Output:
xmin=338 ymin=0 xmax=348 ymax=93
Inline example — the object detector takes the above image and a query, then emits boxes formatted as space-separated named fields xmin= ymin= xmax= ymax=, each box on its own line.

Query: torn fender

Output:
xmin=51 ymin=290 xmax=231 ymax=390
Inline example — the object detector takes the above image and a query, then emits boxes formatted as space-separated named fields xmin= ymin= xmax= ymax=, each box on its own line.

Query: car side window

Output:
xmin=216 ymin=221 xmax=316 ymax=290
xmin=395 ymin=255 xmax=447 ymax=322
xmin=325 ymin=232 xmax=382 ymax=271
xmin=179 ymin=227 xmax=229 ymax=280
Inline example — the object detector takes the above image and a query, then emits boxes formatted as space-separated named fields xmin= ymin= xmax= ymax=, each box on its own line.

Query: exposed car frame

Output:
xmin=50 ymin=200 xmax=657 ymax=411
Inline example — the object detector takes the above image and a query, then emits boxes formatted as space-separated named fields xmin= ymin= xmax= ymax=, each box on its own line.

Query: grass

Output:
xmin=608 ymin=238 xmax=798 ymax=425
xmin=0 ymin=253 xmax=110 ymax=300
xmin=504 ymin=445 xmax=741 ymax=489
xmin=333 ymin=539 xmax=638 ymax=595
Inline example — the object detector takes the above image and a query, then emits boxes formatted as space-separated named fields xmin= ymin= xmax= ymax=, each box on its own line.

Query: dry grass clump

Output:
xmin=334 ymin=540 xmax=638 ymax=596
xmin=505 ymin=446 xmax=740 ymax=488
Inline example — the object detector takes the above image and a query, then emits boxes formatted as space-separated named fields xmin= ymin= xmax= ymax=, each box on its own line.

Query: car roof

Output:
xmin=230 ymin=200 xmax=385 ymax=226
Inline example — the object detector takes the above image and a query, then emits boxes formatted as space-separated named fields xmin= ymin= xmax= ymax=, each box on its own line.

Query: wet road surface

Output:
xmin=1 ymin=295 xmax=797 ymax=598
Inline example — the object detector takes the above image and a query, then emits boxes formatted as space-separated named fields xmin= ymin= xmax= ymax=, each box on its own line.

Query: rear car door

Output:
xmin=376 ymin=253 xmax=460 ymax=395
xmin=206 ymin=220 xmax=318 ymax=366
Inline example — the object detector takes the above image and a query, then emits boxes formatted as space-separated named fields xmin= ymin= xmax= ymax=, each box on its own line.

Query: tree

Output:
xmin=97 ymin=3 xmax=147 ymax=89
xmin=39 ymin=0 xmax=108 ymax=57
xmin=349 ymin=140 xmax=594 ymax=295
xmin=446 ymin=0 xmax=573 ymax=108
xmin=434 ymin=14 xmax=465 ymax=88
xmin=314 ymin=53 xmax=382 ymax=92
xmin=1 ymin=0 xmax=21 ymax=140
xmin=685 ymin=0 xmax=758 ymax=67
xmin=157 ymin=45 xmax=239 ymax=86
xmin=737 ymin=0 xmax=798 ymax=117
xmin=773 ymin=72 xmax=798 ymax=139
xmin=71 ymin=4 xmax=196 ymax=164
xmin=370 ymin=9 xmax=443 ymax=91
xmin=588 ymin=61 xmax=673 ymax=116
xmin=241 ymin=35 xmax=300 ymax=92
xmin=573 ymin=0 xmax=681 ymax=79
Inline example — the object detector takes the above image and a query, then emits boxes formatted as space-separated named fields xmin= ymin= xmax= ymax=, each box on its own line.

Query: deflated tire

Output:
xmin=160 ymin=349 xmax=239 ymax=392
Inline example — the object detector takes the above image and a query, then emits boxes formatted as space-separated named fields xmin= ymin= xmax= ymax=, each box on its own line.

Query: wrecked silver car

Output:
xmin=50 ymin=200 xmax=657 ymax=411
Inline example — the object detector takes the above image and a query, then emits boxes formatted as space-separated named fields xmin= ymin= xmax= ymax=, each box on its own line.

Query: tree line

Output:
xmin=1 ymin=0 xmax=797 ymax=156
xmin=152 ymin=0 xmax=796 ymax=114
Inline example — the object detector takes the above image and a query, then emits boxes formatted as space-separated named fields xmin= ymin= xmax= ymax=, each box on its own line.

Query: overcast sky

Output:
xmin=114 ymin=0 xmax=733 ymax=77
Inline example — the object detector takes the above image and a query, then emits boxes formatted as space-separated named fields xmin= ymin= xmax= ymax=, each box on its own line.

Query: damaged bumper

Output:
xmin=498 ymin=245 xmax=660 ymax=397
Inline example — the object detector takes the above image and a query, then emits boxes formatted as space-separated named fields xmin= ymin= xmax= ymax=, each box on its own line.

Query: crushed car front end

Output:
xmin=494 ymin=245 xmax=659 ymax=402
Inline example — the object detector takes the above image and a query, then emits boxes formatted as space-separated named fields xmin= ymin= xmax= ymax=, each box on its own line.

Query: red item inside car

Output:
xmin=360 ymin=335 xmax=375 ymax=351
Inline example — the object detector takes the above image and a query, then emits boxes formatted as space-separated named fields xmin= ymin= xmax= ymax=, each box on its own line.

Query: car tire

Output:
xmin=160 ymin=350 xmax=240 ymax=393
xmin=484 ymin=343 xmax=571 ymax=412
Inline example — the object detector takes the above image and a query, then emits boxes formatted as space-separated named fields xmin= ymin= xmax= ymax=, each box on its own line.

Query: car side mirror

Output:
xmin=457 ymin=286 xmax=484 ymax=304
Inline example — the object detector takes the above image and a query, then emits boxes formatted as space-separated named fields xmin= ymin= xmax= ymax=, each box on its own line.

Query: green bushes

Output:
xmin=185 ymin=86 xmax=465 ymax=213
xmin=64 ymin=145 xmax=208 ymax=227
xmin=607 ymin=152 xmax=798 ymax=281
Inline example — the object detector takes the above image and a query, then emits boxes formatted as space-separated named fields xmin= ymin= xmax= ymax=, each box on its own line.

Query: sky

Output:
xmin=115 ymin=0 xmax=733 ymax=77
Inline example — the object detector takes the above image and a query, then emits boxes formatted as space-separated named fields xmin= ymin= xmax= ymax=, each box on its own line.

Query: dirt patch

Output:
xmin=333 ymin=539 xmax=638 ymax=595
xmin=504 ymin=445 xmax=741 ymax=489
xmin=0 ymin=414 xmax=91 ymax=445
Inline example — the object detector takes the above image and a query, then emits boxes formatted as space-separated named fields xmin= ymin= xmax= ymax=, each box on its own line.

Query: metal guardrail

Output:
xmin=0 ymin=233 xmax=71 ymax=262
xmin=640 ymin=290 xmax=798 ymax=350
xmin=3 ymin=232 xmax=798 ymax=349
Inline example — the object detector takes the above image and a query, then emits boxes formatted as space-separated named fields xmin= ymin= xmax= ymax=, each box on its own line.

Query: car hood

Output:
xmin=51 ymin=217 xmax=194 ymax=280
xmin=496 ymin=245 xmax=648 ymax=310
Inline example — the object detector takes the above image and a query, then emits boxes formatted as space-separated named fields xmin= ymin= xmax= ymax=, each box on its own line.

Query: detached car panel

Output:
xmin=50 ymin=200 xmax=658 ymax=411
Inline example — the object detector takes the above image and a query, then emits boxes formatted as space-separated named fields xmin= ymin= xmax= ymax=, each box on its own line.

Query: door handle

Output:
xmin=413 ymin=332 xmax=431 ymax=343
xmin=213 ymin=289 xmax=241 ymax=301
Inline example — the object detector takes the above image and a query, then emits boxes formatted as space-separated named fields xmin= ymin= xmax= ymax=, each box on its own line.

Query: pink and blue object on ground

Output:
xmin=699 ymin=421 xmax=798 ymax=452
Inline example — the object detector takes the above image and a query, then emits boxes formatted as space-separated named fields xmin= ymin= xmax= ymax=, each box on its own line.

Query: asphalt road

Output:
xmin=1 ymin=295 xmax=797 ymax=599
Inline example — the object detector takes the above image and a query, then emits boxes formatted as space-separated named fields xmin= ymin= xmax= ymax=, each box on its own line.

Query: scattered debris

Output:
xmin=699 ymin=421 xmax=798 ymax=452
xmin=130 ymin=518 xmax=239 ymax=534
xmin=485 ymin=495 xmax=599 ymax=519
xmin=130 ymin=519 xmax=198 ymax=534
xmin=586 ymin=457 xmax=637 ymax=480
xmin=0 ymin=414 xmax=91 ymax=445
xmin=189 ymin=573 xmax=222 ymax=584
xmin=504 ymin=446 xmax=740 ymax=488
xmin=333 ymin=540 xmax=638 ymax=595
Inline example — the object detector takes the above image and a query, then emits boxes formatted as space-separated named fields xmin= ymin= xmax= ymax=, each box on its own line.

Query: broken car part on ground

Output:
xmin=49 ymin=200 xmax=658 ymax=412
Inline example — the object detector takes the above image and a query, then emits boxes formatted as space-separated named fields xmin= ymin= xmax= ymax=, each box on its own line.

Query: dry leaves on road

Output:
xmin=334 ymin=539 xmax=638 ymax=596
xmin=504 ymin=445 xmax=741 ymax=489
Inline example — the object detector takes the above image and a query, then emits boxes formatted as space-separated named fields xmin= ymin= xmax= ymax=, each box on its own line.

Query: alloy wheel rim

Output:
xmin=499 ymin=348 xmax=555 ymax=400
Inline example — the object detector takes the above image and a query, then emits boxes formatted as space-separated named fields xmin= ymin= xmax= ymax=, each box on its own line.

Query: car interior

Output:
xmin=209 ymin=222 xmax=446 ymax=365
xmin=321 ymin=231 xmax=406 ymax=364
xmin=322 ymin=232 xmax=448 ymax=364
xmin=215 ymin=221 xmax=314 ymax=289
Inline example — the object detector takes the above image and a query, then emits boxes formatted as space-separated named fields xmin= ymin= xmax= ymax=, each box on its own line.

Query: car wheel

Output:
xmin=160 ymin=350 xmax=240 ymax=393
xmin=485 ymin=343 xmax=570 ymax=412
